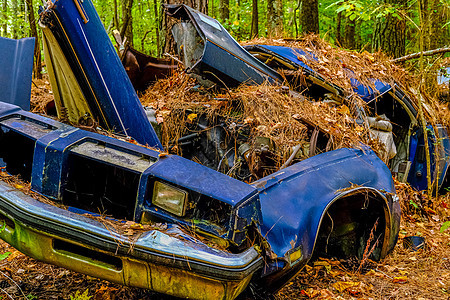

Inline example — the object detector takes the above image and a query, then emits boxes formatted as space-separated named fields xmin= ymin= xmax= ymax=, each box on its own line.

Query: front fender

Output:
xmin=254 ymin=147 xmax=399 ymax=265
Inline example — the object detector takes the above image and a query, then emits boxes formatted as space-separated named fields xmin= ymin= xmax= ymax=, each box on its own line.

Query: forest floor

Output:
xmin=0 ymin=78 xmax=449 ymax=300
xmin=0 ymin=203 xmax=448 ymax=300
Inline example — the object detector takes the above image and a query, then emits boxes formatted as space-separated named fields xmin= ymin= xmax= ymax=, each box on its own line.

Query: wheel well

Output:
xmin=313 ymin=190 xmax=389 ymax=261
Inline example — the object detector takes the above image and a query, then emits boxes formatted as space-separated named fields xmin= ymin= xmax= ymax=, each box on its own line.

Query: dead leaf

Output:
xmin=187 ymin=113 xmax=197 ymax=123
xmin=393 ymin=276 xmax=408 ymax=283
xmin=130 ymin=223 xmax=144 ymax=230
xmin=332 ymin=281 xmax=360 ymax=293
xmin=301 ymin=288 xmax=320 ymax=298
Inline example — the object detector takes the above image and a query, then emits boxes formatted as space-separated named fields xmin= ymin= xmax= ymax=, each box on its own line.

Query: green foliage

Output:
xmin=0 ymin=0 xmax=446 ymax=68
xmin=0 ymin=252 xmax=11 ymax=261
xmin=409 ymin=199 xmax=419 ymax=209
xmin=69 ymin=289 xmax=92 ymax=300
xmin=372 ymin=3 xmax=403 ymax=20
xmin=441 ymin=221 xmax=450 ymax=233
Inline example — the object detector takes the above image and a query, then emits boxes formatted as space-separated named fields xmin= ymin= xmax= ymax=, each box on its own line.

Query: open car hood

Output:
xmin=165 ymin=4 xmax=282 ymax=87
xmin=38 ymin=0 xmax=162 ymax=149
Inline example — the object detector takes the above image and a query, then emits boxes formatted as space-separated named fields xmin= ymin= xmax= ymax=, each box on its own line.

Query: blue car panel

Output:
xmin=0 ymin=36 xmax=35 ymax=110
xmin=165 ymin=4 xmax=282 ymax=86
xmin=39 ymin=0 xmax=162 ymax=149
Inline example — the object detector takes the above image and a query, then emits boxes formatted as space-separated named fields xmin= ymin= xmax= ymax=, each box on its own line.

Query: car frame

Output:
xmin=0 ymin=1 xmax=400 ymax=299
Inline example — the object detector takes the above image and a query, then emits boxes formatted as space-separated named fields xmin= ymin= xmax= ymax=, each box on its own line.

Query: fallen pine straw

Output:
xmin=0 ymin=169 xmax=60 ymax=208
xmin=141 ymin=71 xmax=384 ymax=178
xmin=0 ymin=169 xmax=227 ymax=251
xmin=242 ymin=36 xmax=447 ymax=125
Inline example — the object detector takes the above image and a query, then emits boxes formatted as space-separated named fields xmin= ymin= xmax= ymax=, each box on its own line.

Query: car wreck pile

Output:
xmin=1 ymin=1 xmax=449 ymax=300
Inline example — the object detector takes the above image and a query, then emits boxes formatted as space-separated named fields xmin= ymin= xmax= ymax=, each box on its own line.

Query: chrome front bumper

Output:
xmin=0 ymin=181 xmax=262 ymax=300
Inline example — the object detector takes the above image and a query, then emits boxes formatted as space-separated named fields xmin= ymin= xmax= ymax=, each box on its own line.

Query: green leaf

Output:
xmin=0 ymin=252 xmax=11 ymax=261
xmin=325 ymin=0 xmax=345 ymax=10
xmin=349 ymin=14 xmax=357 ymax=21
xmin=409 ymin=199 xmax=419 ymax=209
xmin=336 ymin=5 xmax=349 ymax=13
xmin=440 ymin=221 xmax=450 ymax=233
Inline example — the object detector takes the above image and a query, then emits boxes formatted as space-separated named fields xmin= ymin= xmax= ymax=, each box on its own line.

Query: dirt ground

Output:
xmin=0 ymin=78 xmax=448 ymax=300
xmin=0 ymin=208 xmax=448 ymax=300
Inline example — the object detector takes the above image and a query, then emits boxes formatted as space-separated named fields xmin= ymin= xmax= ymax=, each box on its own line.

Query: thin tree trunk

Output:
xmin=153 ymin=0 xmax=160 ymax=57
xmin=12 ymin=0 xmax=18 ymax=39
xmin=355 ymin=19 xmax=361 ymax=50
xmin=293 ymin=0 xmax=301 ymax=38
xmin=26 ymin=0 xmax=42 ymax=79
xmin=114 ymin=0 xmax=120 ymax=30
xmin=275 ymin=0 xmax=283 ymax=36
xmin=417 ymin=0 xmax=433 ymax=201
xmin=344 ymin=17 xmax=355 ymax=49
xmin=300 ymin=0 xmax=319 ymax=34
xmin=336 ymin=11 xmax=342 ymax=45
xmin=236 ymin=0 xmax=241 ymax=39
xmin=219 ymin=0 xmax=229 ymax=21
xmin=267 ymin=0 xmax=275 ymax=36
xmin=121 ymin=0 xmax=134 ymax=46
xmin=267 ymin=0 xmax=283 ymax=38
xmin=251 ymin=0 xmax=259 ymax=39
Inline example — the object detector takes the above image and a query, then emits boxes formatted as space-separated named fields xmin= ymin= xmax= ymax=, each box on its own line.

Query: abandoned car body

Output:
xmin=165 ymin=4 xmax=450 ymax=193
xmin=0 ymin=1 xmax=400 ymax=300
xmin=243 ymin=45 xmax=450 ymax=192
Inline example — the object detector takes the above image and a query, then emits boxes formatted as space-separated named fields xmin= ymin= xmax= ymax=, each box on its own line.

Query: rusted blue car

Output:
xmin=0 ymin=1 xmax=401 ymax=299
xmin=166 ymin=4 xmax=450 ymax=193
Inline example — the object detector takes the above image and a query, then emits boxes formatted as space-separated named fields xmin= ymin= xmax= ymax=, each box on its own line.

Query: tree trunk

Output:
xmin=236 ymin=0 xmax=241 ymax=39
xmin=267 ymin=0 xmax=283 ymax=38
xmin=121 ymin=0 xmax=134 ymax=46
xmin=300 ymin=0 xmax=319 ymax=34
xmin=336 ymin=11 xmax=342 ymax=46
xmin=12 ymin=0 xmax=18 ymax=39
xmin=186 ymin=0 xmax=208 ymax=13
xmin=162 ymin=0 xmax=208 ymax=55
xmin=219 ymin=0 xmax=229 ymax=21
xmin=372 ymin=0 xmax=407 ymax=58
xmin=293 ymin=0 xmax=301 ymax=38
xmin=344 ymin=17 xmax=355 ymax=49
xmin=26 ymin=0 xmax=42 ymax=79
xmin=355 ymin=20 xmax=361 ymax=50
xmin=114 ymin=0 xmax=120 ymax=30
xmin=153 ymin=0 xmax=160 ymax=56
xmin=267 ymin=0 xmax=275 ymax=36
xmin=251 ymin=0 xmax=259 ymax=38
